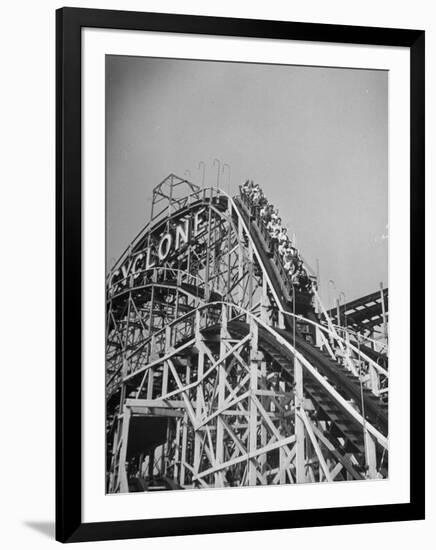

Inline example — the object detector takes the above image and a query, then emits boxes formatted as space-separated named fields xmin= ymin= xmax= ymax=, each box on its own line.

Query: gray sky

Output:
xmin=106 ymin=55 xmax=388 ymax=306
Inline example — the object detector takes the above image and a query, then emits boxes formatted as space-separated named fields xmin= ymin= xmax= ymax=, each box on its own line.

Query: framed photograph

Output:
xmin=56 ymin=7 xmax=425 ymax=543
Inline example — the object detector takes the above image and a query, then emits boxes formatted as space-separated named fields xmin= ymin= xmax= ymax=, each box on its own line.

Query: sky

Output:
xmin=106 ymin=55 xmax=388 ymax=307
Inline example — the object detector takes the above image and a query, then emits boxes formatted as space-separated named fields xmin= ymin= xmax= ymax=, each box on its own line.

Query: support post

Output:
xmin=380 ymin=282 xmax=388 ymax=341
xmin=118 ymin=406 xmax=131 ymax=493
xmin=294 ymin=356 xmax=306 ymax=483
xmin=108 ymin=416 xmax=121 ymax=492
xmin=174 ymin=418 xmax=181 ymax=481
xmin=260 ymin=276 xmax=269 ymax=323
xmin=248 ymin=321 xmax=259 ymax=486
xmin=205 ymin=203 xmax=212 ymax=300
xmin=194 ymin=346 xmax=205 ymax=476
xmin=259 ymin=359 xmax=267 ymax=470
xmin=364 ymin=430 xmax=378 ymax=479
xmin=369 ymin=364 xmax=380 ymax=396
xmin=238 ymin=218 xmax=245 ymax=306
xmin=248 ymin=240 xmax=254 ymax=311
xmin=180 ymin=361 xmax=190 ymax=485
xmin=215 ymin=305 xmax=227 ymax=487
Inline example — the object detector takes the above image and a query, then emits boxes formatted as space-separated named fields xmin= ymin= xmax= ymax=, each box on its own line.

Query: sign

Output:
xmin=108 ymin=208 xmax=206 ymax=293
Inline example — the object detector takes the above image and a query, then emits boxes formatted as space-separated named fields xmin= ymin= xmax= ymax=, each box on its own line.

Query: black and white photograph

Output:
xmin=105 ymin=55 xmax=389 ymax=494
xmin=0 ymin=1 xmax=430 ymax=547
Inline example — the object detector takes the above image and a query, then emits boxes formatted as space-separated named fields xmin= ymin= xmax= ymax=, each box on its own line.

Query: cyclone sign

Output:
xmin=108 ymin=208 xmax=207 ymax=295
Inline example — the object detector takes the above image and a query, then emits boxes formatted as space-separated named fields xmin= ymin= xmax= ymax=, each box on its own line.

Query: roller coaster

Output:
xmin=106 ymin=174 xmax=388 ymax=493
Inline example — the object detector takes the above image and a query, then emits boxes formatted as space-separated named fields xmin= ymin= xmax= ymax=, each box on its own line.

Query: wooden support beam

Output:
xmin=180 ymin=361 xmax=190 ymax=485
xmin=118 ymin=406 xmax=131 ymax=493
xmin=309 ymin=423 xmax=363 ymax=480
xmin=194 ymin=345 xmax=205 ymax=475
xmin=193 ymin=434 xmax=296 ymax=481
xmin=294 ymin=357 xmax=306 ymax=483
xmin=215 ymin=305 xmax=228 ymax=482
xmin=248 ymin=321 xmax=259 ymax=486
xmin=298 ymin=409 xmax=333 ymax=482
xmin=364 ymin=429 xmax=378 ymax=479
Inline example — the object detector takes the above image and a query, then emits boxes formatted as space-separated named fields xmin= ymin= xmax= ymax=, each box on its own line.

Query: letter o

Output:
xmin=158 ymin=233 xmax=173 ymax=261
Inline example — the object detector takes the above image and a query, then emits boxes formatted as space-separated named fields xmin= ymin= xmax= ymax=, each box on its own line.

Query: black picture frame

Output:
xmin=56 ymin=7 xmax=425 ymax=543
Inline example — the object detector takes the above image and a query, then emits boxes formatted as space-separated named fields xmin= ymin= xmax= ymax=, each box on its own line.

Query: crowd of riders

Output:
xmin=240 ymin=180 xmax=312 ymax=292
